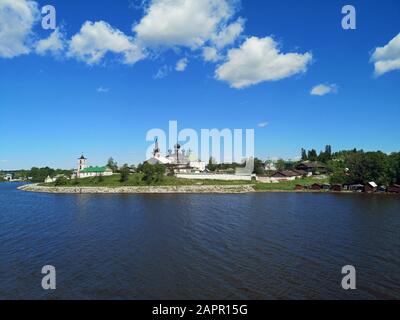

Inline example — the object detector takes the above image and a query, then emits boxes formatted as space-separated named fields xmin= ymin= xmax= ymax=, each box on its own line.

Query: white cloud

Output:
xmin=211 ymin=17 xmax=244 ymax=49
xmin=133 ymin=0 xmax=237 ymax=49
xmin=35 ymin=28 xmax=66 ymax=56
xmin=310 ymin=83 xmax=338 ymax=96
xmin=371 ymin=33 xmax=400 ymax=76
xmin=0 ymin=0 xmax=39 ymax=58
xmin=258 ymin=122 xmax=268 ymax=128
xmin=175 ymin=57 xmax=188 ymax=71
xmin=68 ymin=21 xmax=145 ymax=65
xmin=203 ymin=46 xmax=221 ymax=62
xmin=0 ymin=160 xmax=8 ymax=163
xmin=215 ymin=36 xmax=312 ymax=89
xmin=97 ymin=86 xmax=110 ymax=93
xmin=0 ymin=0 xmax=315 ymax=91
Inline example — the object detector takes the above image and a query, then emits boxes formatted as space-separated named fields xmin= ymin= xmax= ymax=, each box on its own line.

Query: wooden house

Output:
xmin=364 ymin=182 xmax=378 ymax=193
xmin=387 ymin=184 xmax=400 ymax=193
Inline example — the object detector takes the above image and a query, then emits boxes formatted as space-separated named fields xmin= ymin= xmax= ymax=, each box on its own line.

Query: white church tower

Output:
xmin=77 ymin=155 xmax=87 ymax=176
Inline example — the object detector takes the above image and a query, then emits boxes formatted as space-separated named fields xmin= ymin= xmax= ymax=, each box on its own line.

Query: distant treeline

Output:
xmin=301 ymin=145 xmax=333 ymax=163
xmin=1 ymin=167 xmax=73 ymax=183
xmin=301 ymin=146 xmax=400 ymax=185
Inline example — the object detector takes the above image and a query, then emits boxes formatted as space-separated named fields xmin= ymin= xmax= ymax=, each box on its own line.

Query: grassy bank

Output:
xmin=254 ymin=177 xmax=329 ymax=191
xmin=41 ymin=174 xmax=329 ymax=192
xmin=41 ymin=173 xmax=252 ymax=187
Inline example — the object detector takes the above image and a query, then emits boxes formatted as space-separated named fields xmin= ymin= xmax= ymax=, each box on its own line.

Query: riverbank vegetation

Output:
xmin=0 ymin=167 xmax=73 ymax=183
xmin=42 ymin=171 xmax=327 ymax=192
xmin=286 ymin=146 xmax=400 ymax=186
xmin=327 ymin=150 xmax=400 ymax=186
xmin=43 ymin=174 xmax=252 ymax=187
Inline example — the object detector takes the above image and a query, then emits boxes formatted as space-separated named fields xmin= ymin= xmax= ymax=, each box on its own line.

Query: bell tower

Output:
xmin=77 ymin=154 xmax=87 ymax=175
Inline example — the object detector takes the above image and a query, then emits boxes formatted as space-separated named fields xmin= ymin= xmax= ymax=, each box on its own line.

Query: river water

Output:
xmin=0 ymin=182 xmax=399 ymax=299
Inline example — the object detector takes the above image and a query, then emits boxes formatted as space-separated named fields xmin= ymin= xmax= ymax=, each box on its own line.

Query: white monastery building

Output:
xmin=147 ymin=139 xmax=206 ymax=173
xmin=74 ymin=155 xmax=113 ymax=179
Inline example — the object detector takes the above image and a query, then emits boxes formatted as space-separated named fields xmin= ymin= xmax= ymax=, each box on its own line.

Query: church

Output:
xmin=73 ymin=155 xmax=114 ymax=179
xmin=147 ymin=139 xmax=206 ymax=173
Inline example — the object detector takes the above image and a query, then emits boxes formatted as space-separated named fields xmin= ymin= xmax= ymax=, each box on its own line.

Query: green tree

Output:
xmin=72 ymin=176 xmax=80 ymax=185
xmin=276 ymin=159 xmax=286 ymax=171
xmin=346 ymin=151 xmax=389 ymax=185
xmin=318 ymin=145 xmax=333 ymax=163
xmin=307 ymin=149 xmax=318 ymax=162
xmin=328 ymin=160 xmax=349 ymax=184
xmin=120 ymin=164 xmax=130 ymax=182
xmin=136 ymin=162 xmax=144 ymax=173
xmin=301 ymin=148 xmax=308 ymax=161
xmin=326 ymin=145 xmax=332 ymax=159
xmin=141 ymin=163 xmax=166 ymax=185
xmin=253 ymin=158 xmax=265 ymax=175
xmin=28 ymin=167 xmax=55 ymax=182
xmin=107 ymin=157 xmax=118 ymax=172
xmin=207 ymin=157 xmax=217 ymax=171
xmin=388 ymin=152 xmax=400 ymax=184
xmin=54 ymin=176 xmax=68 ymax=186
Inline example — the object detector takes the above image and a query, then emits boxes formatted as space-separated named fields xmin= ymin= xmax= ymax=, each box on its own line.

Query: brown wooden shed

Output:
xmin=364 ymin=182 xmax=378 ymax=193
xmin=387 ymin=184 xmax=400 ymax=193
xmin=331 ymin=184 xmax=342 ymax=192
xmin=311 ymin=183 xmax=322 ymax=190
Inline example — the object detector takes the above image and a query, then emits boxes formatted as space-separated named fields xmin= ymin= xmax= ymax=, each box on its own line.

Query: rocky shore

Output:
xmin=18 ymin=184 xmax=255 ymax=194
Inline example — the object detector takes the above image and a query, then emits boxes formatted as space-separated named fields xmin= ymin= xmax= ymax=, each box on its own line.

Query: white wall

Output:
xmin=176 ymin=173 xmax=253 ymax=181
xmin=189 ymin=161 xmax=206 ymax=172
xmin=256 ymin=176 xmax=298 ymax=183
xmin=78 ymin=171 xmax=113 ymax=178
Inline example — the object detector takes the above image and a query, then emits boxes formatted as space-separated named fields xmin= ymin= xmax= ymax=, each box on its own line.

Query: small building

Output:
xmin=45 ymin=175 xmax=56 ymax=183
xmin=270 ymin=170 xmax=302 ymax=181
xmin=264 ymin=160 xmax=277 ymax=171
xmin=295 ymin=184 xmax=306 ymax=191
xmin=295 ymin=161 xmax=328 ymax=175
xmin=322 ymin=183 xmax=331 ymax=190
xmin=45 ymin=174 xmax=69 ymax=183
xmin=331 ymin=184 xmax=343 ymax=192
xmin=4 ymin=173 xmax=13 ymax=181
xmin=311 ymin=183 xmax=322 ymax=190
xmin=79 ymin=166 xmax=113 ymax=178
xmin=74 ymin=155 xmax=114 ymax=179
xmin=387 ymin=184 xmax=400 ymax=194
xmin=377 ymin=185 xmax=387 ymax=193
xmin=349 ymin=184 xmax=364 ymax=192
xmin=292 ymin=169 xmax=308 ymax=177
xmin=364 ymin=181 xmax=378 ymax=193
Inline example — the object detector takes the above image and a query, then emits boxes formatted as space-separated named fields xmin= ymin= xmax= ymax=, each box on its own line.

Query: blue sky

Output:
xmin=0 ymin=0 xmax=399 ymax=170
